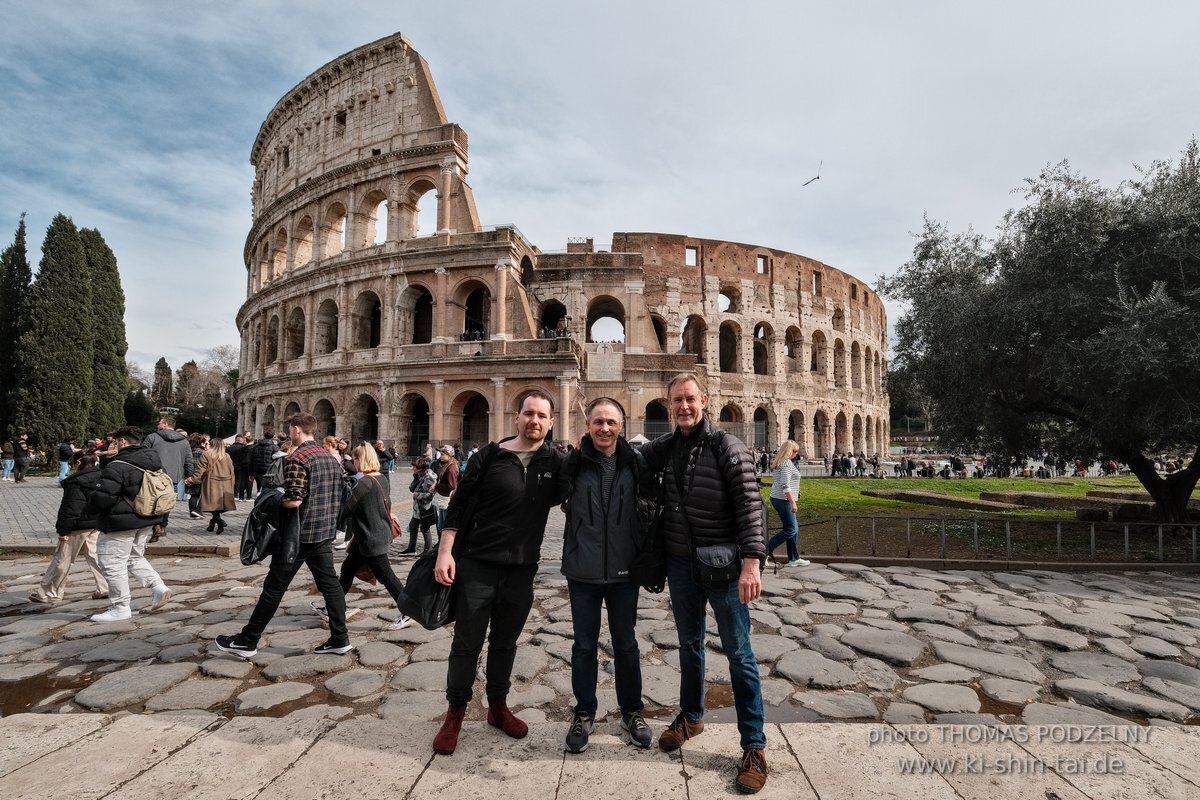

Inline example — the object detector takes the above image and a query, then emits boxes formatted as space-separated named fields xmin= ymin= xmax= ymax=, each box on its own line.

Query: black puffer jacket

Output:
xmin=86 ymin=445 xmax=166 ymax=532
xmin=56 ymin=466 xmax=101 ymax=534
xmin=641 ymin=417 xmax=766 ymax=562
xmin=560 ymin=436 xmax=645 ymax=584
xmin=250 ymin=437 xmax=280 ymax=477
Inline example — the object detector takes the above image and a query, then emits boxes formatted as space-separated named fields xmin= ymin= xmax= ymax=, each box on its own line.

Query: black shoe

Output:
xmin=313 ymin=638 xmax=353 ymax=655
xmin=206 ymin=520 xmax=216 ymax=532
xmin=564 ymin=712 xmax=594 ymax=754
xmin=622 ymin=710 xmax=653 ymax=748
xmin=397 ymin=548 xmax=416 ymax=554
xmin=215 ymin=520 xmax=226 ymax=534
xmin=215 ymin=634 xmax=257 ymax=658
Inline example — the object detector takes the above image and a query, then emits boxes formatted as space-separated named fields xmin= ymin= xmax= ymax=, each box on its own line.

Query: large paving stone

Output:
xmin=325 ymin=668 xmax=385 ymax=699
xmin=0 ymin=661 xmax=56 ymax=680
xmin=911 ymin=663 xmax=976 ymax=683
xmin=391 ymin=660 xmax=446 ymax=692
xmin=1095 ymin=637 xmax=1143 ymax=661
xmin=792 ymin=566 xmax=846 ymax=584
xmin=1040 ymin=608 xmax=1132 ymax=638
xmin=931 ymin=641 xmax=1045 ymax=683
xmin=817 ymin=581 xmax=884 ymax=602
xmin=803 ymin=634 xmax=856 ymax=661
xmin=145 ymin=677 xmax=241 ymax=710
xmin=78 ymin=638 xmax=161 ymax=662
xmin=852 ymin=658 xmax=899 ymax=691
xmin=1048 ymin=652 xmax=1140 ymax=684
xmin=902 ymin=683 xmax=981 ymax=713
xmin=261 ymin=653 xmax=353 ymax=681
xmin=971 ymin=624 xmax=1020 ymax=642
xmin=1129 ymin=636 xmax=1181 ymax=658
xmin=804 ymin=601 xmax=858 ymax=616
xmin=356 ymin=640 xmax=407 ymax=667
xmin=750 ymin=634 xmax=799 ymax=662
xmin=235 ymin=681 xmax=314 ymax=712
xmin=0 ymin=633 xmax=51 ymax=657
xmin=1020 ymin=700 xmax=1141 ymax=726
xmin=199 ymin=658 xmax=254 ymax=679
xmin=911 ymin=623 xmax=975 ymax=646
xmin=1132 ymin=622 xmax=1197 ymax=646
xmin=74 ymin=662 xmax=197 ymax=710
xmin=1143 ymin=677 xmax=1200 ymax=712
xmin=893 ymin=604 xmax=966 ymax=626
xmin=776 ymin=607 xmax=813 ymax=626
xmin=511 ymin=646 xmax=550 ymax=680
xmin=1054 ymin=678 xmax=1191 ymax=722
xmin=1018 ymin=625 xmax=1089 ymax=650
xmin=839 ymin=628 xmax=926 ymax=666
xmin=775 ymin=649 xmax=858 ymax=688
xmin=979 ymin=677 xmax=1041 ymax=705
xmin=379 ymin=690 xmax=451 ymax=721
xmin=882 ymin=701 xmax=927 ymax=723
xmin=1081 ymin=600 xmax=1172 ymax=622
xmin=798 ymin=690 xmax=879 ymax=719
xmin=973 ymin=604 xmax=1043 ymax=626
xmin=1136 ymin=659 xmax=1200 ymax=689
xmin=888 ymin=574 xmax=951 ymax=592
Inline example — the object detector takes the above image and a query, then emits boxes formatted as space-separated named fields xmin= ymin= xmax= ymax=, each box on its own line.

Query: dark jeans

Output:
xmin=188 ymin=491 xmax=201 ymax=514
xmin=406 ymin=514 xmax=435 ymax=551
xmin=446 ymin=557 xmax=537 ymax=706
xmin=235 ymin=466 xmax=252 ymax=499
xmin=13 ymin=459 xmax=28 ymax=482
xmin=338 ymin=545 xmax=405 ymax=608
xmin=568 ymin=579 xmax=643 ymax=717
xmin=767 ymin=497 xmax=799 ymax=561
xmin=666 ymin=555 xmax=766 ymax=750
xmin=240 ymin=538 xmax=348 ymax=645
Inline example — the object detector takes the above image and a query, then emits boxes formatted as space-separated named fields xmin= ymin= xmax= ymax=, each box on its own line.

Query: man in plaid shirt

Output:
xmin=216 ymin=411 xmax=353 ymax=658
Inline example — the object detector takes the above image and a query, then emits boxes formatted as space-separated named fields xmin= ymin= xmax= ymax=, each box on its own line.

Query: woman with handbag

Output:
xmin=431 ymin=446 xmax=458 ymax=533
xmin=189 ymin=436 xmax=236 ymax=533
xmin=323 ymin=443 xmax=413 ymax=630
xmin=400 ymin=456 xmax=438 ymax=554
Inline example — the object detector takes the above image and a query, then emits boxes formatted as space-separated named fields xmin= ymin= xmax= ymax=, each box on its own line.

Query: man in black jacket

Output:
xmin=430 ymin=390 xmax=566 ymax=756
xmin=640 ymin=372 xmax=769 ymax=794
xmin=228 ymin=433 xmax=250 ymax=501
xmin=86 ymin=426 xmax=173 ymax=623
xmin=249 ymin=428 xmax=280 ymax=495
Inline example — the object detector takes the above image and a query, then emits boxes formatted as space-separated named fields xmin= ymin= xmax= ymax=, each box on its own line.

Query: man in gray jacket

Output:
xmin=141 ymin=416 xmax=193 ymax=539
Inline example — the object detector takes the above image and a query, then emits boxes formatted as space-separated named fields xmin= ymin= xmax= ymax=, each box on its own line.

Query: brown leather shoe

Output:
xmin=486 ymin=698 xmax=528 ymax=739
xmin=433 ymin=705 xmax=467 ymax=755
xmin=736 ymin=748 xmax=769 ymax=794
xmin=658 ymin=712 xmax=704 ymax=752
xmin=149 ymin=523 xmax=166 ymax=543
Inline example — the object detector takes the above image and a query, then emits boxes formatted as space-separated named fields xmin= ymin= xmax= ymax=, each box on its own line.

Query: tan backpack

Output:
xmin=127 ymin=464 xmax=177 ymax=517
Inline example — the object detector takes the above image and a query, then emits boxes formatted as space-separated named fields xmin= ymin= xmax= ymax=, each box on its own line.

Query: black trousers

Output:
xmin=241 ymin=539 xmax=348 ymax=645
xmin=12 ymin=459 xmax=28 ymax=482
xmin=235 ymin=466 xmax=252 ymax=499
xmin=338 ymin=545 xmax=405 ymax=608
xmin=446 ymin=557 xmax=537 ymax=706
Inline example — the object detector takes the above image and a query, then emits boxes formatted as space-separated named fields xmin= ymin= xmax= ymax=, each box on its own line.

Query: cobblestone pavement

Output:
xmin=2 ymin=475 xmax=1200 ymax=796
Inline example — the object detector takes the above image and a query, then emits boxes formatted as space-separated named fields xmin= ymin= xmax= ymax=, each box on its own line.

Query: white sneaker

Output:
xmin=148 ymin=584 xmax=173 ymax=611
xmin=333 ymin=540 xmax=349 ymax=550
xmin=91 ymin=606 xmax=132 ymax=623
xmin=386 ymin=615 xmax=414 ymax=631
xmin=787 ymin=558 xmax=811 ymax=567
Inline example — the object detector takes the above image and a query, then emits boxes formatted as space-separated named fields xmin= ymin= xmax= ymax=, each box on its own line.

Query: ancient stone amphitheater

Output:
xmin=235 ymin=32 xmax=889 ymax=456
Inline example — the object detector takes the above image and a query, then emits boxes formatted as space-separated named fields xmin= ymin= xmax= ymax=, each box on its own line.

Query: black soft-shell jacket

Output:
xmin=86 ymin=445 xmax=166 ymax=532
xmin=56 ymin=466 xmax=101 ymax=534
xmin=641 ymin=417 xmax=766 ymax=562
xmin=560 ymin=436 xmax=645 ymax=584
xmin=443 ymin=437 xmax=565 ymax=567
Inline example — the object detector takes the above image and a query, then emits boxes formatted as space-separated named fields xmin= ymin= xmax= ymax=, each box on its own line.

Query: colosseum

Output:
xmin=235 ymin=32 xmax=889 ymax=458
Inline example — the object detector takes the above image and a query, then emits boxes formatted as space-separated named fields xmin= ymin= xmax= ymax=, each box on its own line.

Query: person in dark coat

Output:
xmin=559 ymin=397 xmax=652 ymax=753
xmin=85 ymin=426 xmax=173 ymax=622
xmin=29 ymin=453 xmax=108 ymax=604
xmin=329 ymin=443 xmax=412 ymax=631
xmin=249 ymin=428 xmax=280 ymax=494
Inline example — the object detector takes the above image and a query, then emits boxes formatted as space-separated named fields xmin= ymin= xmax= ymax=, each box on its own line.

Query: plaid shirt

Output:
xmin=284 ymin=439 xmax=344 ymax=543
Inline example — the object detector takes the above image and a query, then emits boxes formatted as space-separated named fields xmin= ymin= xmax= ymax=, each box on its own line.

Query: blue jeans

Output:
xmin=568 ymin=579 xmax=644 ymax=717
xmin=666 ymin=555 xmax=765 ymax=750
xmin=1 ymin=458 xmax=12 ymax=479
xmin=767 ymin=497 xmax=799 ymax=561
xmin=58 ymin=461 xmax=71 ymax=481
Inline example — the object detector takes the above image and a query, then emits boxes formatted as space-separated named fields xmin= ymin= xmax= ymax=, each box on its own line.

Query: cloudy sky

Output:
xmin=2 ymin=1 xmax=1196 ymax=373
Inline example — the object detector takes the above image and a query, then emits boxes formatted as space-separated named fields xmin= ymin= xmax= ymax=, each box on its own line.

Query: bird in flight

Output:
xmin=802 ymin=160 xmax=822 ymax=187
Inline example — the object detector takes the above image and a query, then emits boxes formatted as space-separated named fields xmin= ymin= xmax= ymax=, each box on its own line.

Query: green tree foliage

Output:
xmin=174 ymin=359 xmax=200 ymax=406
xmin=123 ymin=388 xmax=157 ymax=430
xmin=0 ymin=214 xmax=31 ymax=437
xmin=151 ymin=357 xmax=173 ymax=408
xmin=80 ymin=228 xmax=127 ymax=436
xmin=12 ymin=214 xmax=94 ymax=449
xmin=880 ymin=142 xmax=1200 ymax=523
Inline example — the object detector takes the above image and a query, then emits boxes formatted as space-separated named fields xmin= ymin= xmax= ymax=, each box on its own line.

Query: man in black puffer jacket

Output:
xmin=86 ymin=426 xmax=173 ymax=623
xmin=249 ymin=428 xmax=280 ymax=495
xmin=639 ymin=372 xmax=769 ymax=795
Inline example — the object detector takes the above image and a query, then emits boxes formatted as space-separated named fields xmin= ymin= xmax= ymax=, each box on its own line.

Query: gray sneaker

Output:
xmin=622 ymin=710 xmax=652 ymax=748
xmin=564 ymin=712 xmax=594 ymax=753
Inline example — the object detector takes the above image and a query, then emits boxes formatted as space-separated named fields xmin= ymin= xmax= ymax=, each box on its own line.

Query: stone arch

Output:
xmin=834 ymin=411 xmax=848 ymax=453
xmin=811 ymin=410 xmax=829 ymax=459
xmin=753 ymin=406 xmax=771 ymax=448
xmin=753 ymin=322 xmax=773 ymax=376
xmin=401 ymin=178 xmax=438 ymax=239
xmin=718 ymin=285 xmax=740 ymax=314
xmin=271 ymin=228 xmax=287 ymax=279
xmin=347 ymin=392 xmax=380 ymax=442
xmin=265 ymin=315 xmax=280 ymax=363
xmin=833 ymin=339 xmax=847 ymax=388
xmin=719 ymin=404 xmax=743 ymax=423
xmin=644 ymin=398 xmax=669 ymax=439
xmin=587 ymin=295 xmax=626 ymax=343
xmin=450 ymin=389 xmax=491 ymax=445
xmin=864 ymin=345 xmax=874 ymax=392
xmin=852 ymin=413 xmax=864 ymax=453
xmin=359 ymin=188 xmax=388 ymax=247
xmin=877 ymin=418 xmax=885 ymax=454
xmin=719 ymin=321 xmax=741 ymax=373
xmin=832 ymin=306 xmax=846 ymax=332
xmin=294 ymin=216 xmax=314 ymax=266
xmin=788 ymin=410 xmax=806 ymax=455
xmin=284 ymin=307 xmax=305 ymax=360
xmin=397 ymin=391 xmax=430 ymax=456
xmin=323 ymin=201 xmax=347 ymax=257
xmin=262 ymin=404 xmax=276 ymax=433
xmin=650 ymin=314 xmax=668 ymax=353
xmin=455 ymin=279 xmax=490 ymax=340
xmin=351 ymin=290 xmax=383 ymax=349
xmin=283 ymin=400 xmax=301 ymax=418
xmin=520 ymin=255 xmax=535 ymax=286
xmin=784 ymin=326 xmax=803 ymax=373
xmin=681 ymin=315 xmax=707 ymax=364
xmin=540 ymin=300 xmax=567 ymax=337
xmin=398 ymin=284 xmax=435 ymax=345
xmin=851 ymin=341 xmax=862 ymax=389
xmin=313 ymin=398 xmax=335 ymax=440
xmin=865 ymin=414 xmax=874 ymax=455
xmin=810 ymin=330 xmax=828 ymax=376
xmin=314 ymin=299 xmax=338 ymax=354
xmin=875 ymin=352 xmax=884 ymax=391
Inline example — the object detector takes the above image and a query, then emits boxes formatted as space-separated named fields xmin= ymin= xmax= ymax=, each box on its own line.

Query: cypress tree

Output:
xmin=151 ymin=357 xmax=173 ymax=408
xmin=80 ymin=228 xmax=128 ymax=436
xmin=0 ymin=214 xmax=31 ymax=437
xmin=12 ymin=214 xmax=94 ymax=450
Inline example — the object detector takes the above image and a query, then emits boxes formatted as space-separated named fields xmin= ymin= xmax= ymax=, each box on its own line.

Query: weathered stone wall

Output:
xmin=235 ymin=33 xmax=889 ymax=456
